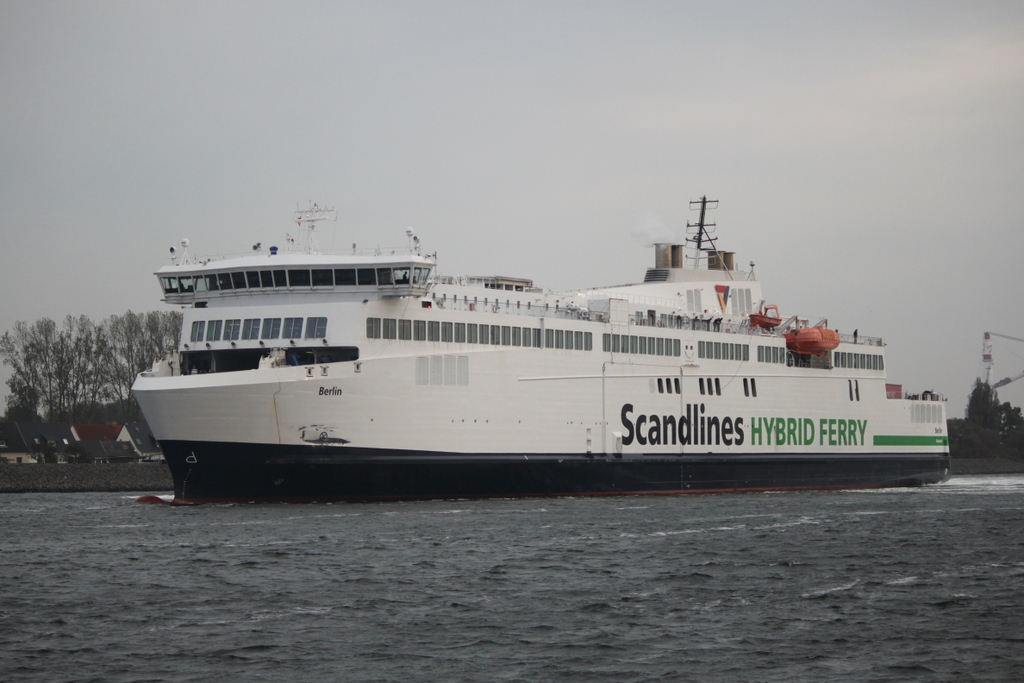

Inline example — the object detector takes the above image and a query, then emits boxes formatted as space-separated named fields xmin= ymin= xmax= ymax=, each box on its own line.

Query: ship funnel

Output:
xmin=655 ymin=243 xmax=687 ymax=269
xmin=709 ymin=251 xmax=735 ymax=270
xmin=654 ymin=244 xmax=671 ymax=269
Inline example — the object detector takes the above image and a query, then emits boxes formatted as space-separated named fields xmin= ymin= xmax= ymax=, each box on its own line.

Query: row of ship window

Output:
xmin=652 ymin=376 xmax=759 ymax=397
xmin=189 ymin=317 xmax=329 ymax=343
xmin=162 ymin=266 xmax=432 ymax=295
xmin=366 ymin=318 xmax=595 ymax=350
xmin=835 ymin=351 xmax=884 ymax=371
xmin=699 ymin=341 xmax=751 ymax=362
xmin=603 ymin=334 xmax=683 ymax=357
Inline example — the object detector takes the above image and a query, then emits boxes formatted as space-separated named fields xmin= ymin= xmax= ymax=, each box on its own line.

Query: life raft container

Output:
xmin=749 ymin=304 xmax=782 ymax=329
xmin=785 ymin=327 xmax=840 ymax=355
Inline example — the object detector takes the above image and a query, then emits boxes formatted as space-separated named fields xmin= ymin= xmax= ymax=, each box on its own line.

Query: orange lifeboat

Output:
xmin=749 ymin=305 xmax=782 ymax=329
xmin=785 ymin=327 xmax=840 ymax=356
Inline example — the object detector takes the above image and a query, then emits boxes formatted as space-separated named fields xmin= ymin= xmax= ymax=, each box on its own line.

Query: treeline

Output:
xmin=0 ymin=311 xmax=182 ymax=423
xmin=948 ymin=379 xmax=1024 ymax=459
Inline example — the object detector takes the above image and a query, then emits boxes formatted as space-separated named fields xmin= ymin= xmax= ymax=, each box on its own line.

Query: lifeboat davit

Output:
xmin=749 ymin=304 xmax=782 ymax=329
xmin=785 ymin=327 xmax=840 ymax=356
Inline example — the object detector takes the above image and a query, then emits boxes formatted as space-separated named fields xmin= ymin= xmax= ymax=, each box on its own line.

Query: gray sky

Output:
xmin=2 ymin=1 xmax=1023 ymax=412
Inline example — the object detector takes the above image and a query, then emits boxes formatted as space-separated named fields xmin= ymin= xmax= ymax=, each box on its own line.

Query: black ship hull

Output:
xmin=161 ymin=440 xmax=952 ymax=503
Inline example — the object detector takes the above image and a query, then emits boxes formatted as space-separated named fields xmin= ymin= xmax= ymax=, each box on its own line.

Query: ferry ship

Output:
xmin=133 ymin=199 xmax=951 ymax=503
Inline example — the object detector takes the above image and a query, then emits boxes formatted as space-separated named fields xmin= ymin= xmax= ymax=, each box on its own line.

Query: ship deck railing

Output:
xmin=430 ymin=295 xmax=884 ymax=345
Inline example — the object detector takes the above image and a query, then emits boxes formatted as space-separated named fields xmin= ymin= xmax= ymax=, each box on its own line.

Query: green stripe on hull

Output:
xmin=873 ymin=435 xmax=949 ymax=446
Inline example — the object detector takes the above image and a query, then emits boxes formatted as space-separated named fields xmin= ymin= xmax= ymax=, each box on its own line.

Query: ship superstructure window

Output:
xmin=399 ymin=319 xmax=412 ymax=340
xmin=306 ymin=317 xmax=328 ymax=338
xmin=467 ymin=323 xmax=478 ymax=343
xmin=261 ymin=318 xmax=282 ymax=339
xmin=414 ymin=320 xmax=427 ymax=341
xmin=428 ymin=321 xmax=441 ymax=342
xmin=758 ymin=346 xmax=788 ymax=364
xmin=602 ymin=334 xmax=678 ymax=356
xmin=366 ymin=317 xmax=382 ymax=339
xmin=383 ymin=318 xmax=397 ymax=339
xmin=699 ymin=341 xmax=750 ymax=361
xmin=312 ymin=269 xmax=333 ymax=286
xmin=190 ymin=321 xmax=206 ymax=342
xmin=394 ymin=268 xmax=411 ymax=285
xmin=357 ymin=269 xmax=377 ymax=286
xmin=224 ymin=319 xmax=241 ymax=340
xmin=335 ymin=269 xmax=356 ymax=286
xmin=206 ymin=320 xmax=223 ymax=342
xmin=231 ymin=272 xmax=246 ymax=289
xmin=377 ymin=268 xmax=393 ymax=285
xmin=283 ymin=317 xmax=304 ymax=339
xmin=835 ymin=351 xmax=883 ymax=371
xmin=242 ymin=319 xmax=260 ymax=340
xmin=246 ymin=271 xmax=261 ymax=288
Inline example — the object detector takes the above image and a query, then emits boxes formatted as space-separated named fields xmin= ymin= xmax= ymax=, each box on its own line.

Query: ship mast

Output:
xmin=685 ymin=195 xmax=719 ymax=269
xmin=292 ymin=202 xmax=338 ymax=254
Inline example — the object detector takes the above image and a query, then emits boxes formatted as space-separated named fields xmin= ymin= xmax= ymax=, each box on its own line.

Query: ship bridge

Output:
xmin=157 ymin=252 xmax=436 ymax=305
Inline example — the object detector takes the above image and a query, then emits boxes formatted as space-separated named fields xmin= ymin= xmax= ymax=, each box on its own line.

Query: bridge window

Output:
xmin=357 ymin=269 xmax=376 ymax=286
xmin=288 ymin=269 xmax=311 ymax=287
xmin=335 ymin=269 xmax=356 ymax=286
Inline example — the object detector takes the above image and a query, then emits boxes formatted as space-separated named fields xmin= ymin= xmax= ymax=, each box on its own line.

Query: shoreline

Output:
xmin=1 ymin=458 xmax=1021 ymax=494
xmin=0 ymin=463 xmax=173 ymax=494
xmin=950 ymin=458 xmax=1024 ymax=475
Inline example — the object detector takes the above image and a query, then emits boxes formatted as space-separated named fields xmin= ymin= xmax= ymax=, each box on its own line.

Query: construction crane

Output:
xmin=982 ymin=332 xmax=1024 ymax=388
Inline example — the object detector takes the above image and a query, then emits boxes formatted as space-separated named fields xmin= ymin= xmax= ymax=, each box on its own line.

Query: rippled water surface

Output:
xmin=2 ymin=476 xmax=1023 ymax=682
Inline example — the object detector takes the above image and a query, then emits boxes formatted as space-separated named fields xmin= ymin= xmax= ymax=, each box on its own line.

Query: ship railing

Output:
xmin=175 ymin=244 xmax=422 ymax=264
xmin=433 ymin=296 xmax=597 ymax=321
xmin=837 ymin=333 xmax=884 ymax=347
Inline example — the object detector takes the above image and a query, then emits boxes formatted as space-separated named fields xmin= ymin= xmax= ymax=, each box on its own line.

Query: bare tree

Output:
xmin=2 ymin=310 xmax=181 ymax=422
xmin=101 ymin=310 xmax=182 ymax=422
